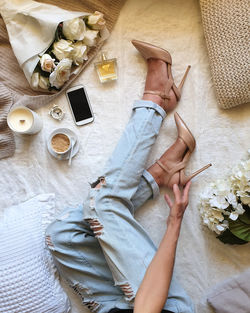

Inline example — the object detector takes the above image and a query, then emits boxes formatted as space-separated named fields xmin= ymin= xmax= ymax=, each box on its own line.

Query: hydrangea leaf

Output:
xmin=217 ymin=229 xmax=248 ymax=245
xmin=238 ymin=206 xmax=250 ymax=225
xmin=229 ymin=217 xmax=250 ymax=242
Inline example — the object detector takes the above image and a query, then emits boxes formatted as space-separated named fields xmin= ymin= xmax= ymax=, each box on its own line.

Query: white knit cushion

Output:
xmin=0 ymin=194 xmax=70 ymax=313
xmin=200 ymin=0 xmax=249 ymax=109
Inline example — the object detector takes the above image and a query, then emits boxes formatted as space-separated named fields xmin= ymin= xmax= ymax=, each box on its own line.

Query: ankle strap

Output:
xmin=156 ymin=159 xmax=187 ymax=184
xmin=144 ymin=90 xmax=170 ymax=100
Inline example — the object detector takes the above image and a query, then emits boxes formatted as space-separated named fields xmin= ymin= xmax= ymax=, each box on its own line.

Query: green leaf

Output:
xmin=54 ymin=22 xmax=65 ymax=42
xmin=238 ymin=206 xmax=250 ymax=225
xmin=229 ymin=217 xmax=250 ymax=242
xmin=217 ymin=229 xmax=248 ymax=245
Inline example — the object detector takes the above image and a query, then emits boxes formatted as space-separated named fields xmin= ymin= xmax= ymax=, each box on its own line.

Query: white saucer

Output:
xmin=47 ymin=128 xmax=79 ymax=160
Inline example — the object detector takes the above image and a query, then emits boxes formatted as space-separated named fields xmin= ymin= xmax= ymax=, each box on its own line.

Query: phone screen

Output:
xmin=67 ymin=88 xmax=93 ymax=122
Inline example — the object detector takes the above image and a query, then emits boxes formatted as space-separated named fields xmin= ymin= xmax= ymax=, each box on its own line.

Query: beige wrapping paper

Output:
xmin=0 ymin=0 xmax=109 ymax=87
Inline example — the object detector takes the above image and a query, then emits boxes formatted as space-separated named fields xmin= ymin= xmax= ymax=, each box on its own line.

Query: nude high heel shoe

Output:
xmin=156 ymin=112 xmax=212 ymax=186
xmin=131 ymin=39 xmax=191 ymax=108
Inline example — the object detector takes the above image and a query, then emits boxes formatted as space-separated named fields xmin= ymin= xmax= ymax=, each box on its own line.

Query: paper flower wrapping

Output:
xmin=0 ymin=0 xmax=109 ymax=92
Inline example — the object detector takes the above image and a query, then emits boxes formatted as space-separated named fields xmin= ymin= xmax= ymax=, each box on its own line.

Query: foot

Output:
xmin=147 ymin=137 xmax=187 ymax=188
xmin=142 ymin=59 xmax=178 ymax=113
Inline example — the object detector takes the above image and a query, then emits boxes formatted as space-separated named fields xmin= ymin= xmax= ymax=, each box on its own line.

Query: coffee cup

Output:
xmin=50 ymin=132 xmax=72 ymax=156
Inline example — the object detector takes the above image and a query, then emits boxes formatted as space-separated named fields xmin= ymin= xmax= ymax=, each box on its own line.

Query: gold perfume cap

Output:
xmin=101 ymin=52 xmax=107 ymax=61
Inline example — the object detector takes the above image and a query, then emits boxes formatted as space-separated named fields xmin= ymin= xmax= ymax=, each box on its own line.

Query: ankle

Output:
xmin=142 ymin=59 xmax=169 ymax=112
xmin=142 ymin=94 xmax=164 ymax=108
xmin=147 ymin=163 xmax=165 ymax=187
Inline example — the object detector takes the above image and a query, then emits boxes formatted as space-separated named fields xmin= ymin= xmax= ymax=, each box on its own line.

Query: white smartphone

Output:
xmin=66 ymin=85 xmax=94 ymax=126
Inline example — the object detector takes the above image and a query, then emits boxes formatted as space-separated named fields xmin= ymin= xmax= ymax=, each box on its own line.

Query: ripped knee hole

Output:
xmin=45 ymin=235 xmax=55 ymax=250
xmin=86 ymin=218 xmax=104 ymax=237
xmin=91 ymin=176 xmax=106 ymax=189
xmin=119 ymin=283 xmax=135 ymax=300
xmin=71 ymin=283 xmax=100 ymax=311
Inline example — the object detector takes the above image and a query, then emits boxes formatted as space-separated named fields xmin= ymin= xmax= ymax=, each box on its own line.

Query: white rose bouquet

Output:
xmin=0 ymin=1 xmax=109 ymax=92
xmin=199 ymin=150 xmax=250 ymax=245
xmin=31 ymin=12 xmax=106 ymax=91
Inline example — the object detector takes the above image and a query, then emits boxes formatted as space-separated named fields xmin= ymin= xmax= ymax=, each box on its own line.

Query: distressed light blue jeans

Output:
xmin=46 ymin=100 xmax=195 ymax=313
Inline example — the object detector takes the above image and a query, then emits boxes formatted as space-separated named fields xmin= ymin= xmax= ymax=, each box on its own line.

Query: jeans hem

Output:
xmin=142 ymin=170 xmax=159 ymax=199
xmin=133 ymin=100 xmax=166 ymax=119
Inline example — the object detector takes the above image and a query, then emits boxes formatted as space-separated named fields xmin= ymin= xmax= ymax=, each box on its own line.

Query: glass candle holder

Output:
xmin=7 ymin=106 xmax=43 ymax=135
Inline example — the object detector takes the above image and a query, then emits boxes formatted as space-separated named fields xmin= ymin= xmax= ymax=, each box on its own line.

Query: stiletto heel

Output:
xmin=155 ymin=112 xmax=212 ymax=187
xmin=180 ymin=163 xmax=212 ymax=186
xmin=178 ymin=65 xmax=191 ymax=93
xmin=131 ymin=39 xmax=191 ymax=109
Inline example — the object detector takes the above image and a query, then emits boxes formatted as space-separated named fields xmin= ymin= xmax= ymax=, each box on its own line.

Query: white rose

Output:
xmin=39 ymin=75 xmax=49 ymax=90
xmin=31 ymin=72 xmax=39 ymax=89
xmin=87 ymin=11 xmax=106 ymax=30
xmin=83 ymin=29 xmax=99 ymax=47
xmin=31 ymin=72 xmax=49 ymax=90
xmin=40 ymin=54 xmax=55 ymax=73
xmin=71 ymin=42 xmax=88 ymax=66
xmin=63 ymin=17 xmax=86 ymax=41
xmin=52 ymin=39 xmax=74 ymax=61
xmin=49 ymin=58 xmax=72 ymax=89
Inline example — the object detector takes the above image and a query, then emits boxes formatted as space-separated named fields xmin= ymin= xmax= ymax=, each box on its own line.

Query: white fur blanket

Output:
xmin=0 ymin=0 xmax=249 ymax=312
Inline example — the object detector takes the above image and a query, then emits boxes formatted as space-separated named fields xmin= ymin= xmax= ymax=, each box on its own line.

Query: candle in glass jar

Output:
xmin=7 ymin=106 xmax=43 ymax=135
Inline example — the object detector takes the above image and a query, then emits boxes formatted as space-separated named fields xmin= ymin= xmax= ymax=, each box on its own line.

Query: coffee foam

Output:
xmin=51 ymin=133 xmax=70 ymax=153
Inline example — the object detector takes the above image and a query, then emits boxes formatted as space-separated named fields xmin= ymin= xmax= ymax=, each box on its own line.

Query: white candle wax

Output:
xmin=8 ymin=108 xmax=33 ymax=132
xmin=7 ymin=106 xmax=43 ymax=135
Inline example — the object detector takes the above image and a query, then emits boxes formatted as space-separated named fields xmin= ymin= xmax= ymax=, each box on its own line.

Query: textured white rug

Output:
xmin=0 ymin=0 xmax=249 ymax=312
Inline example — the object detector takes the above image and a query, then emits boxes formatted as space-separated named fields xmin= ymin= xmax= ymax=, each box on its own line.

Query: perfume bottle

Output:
xmin=95 ymin=52 xmax=117 ymax=83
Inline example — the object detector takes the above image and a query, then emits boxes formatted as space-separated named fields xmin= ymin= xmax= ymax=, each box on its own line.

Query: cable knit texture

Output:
xmin=0 ymin=0 xmax=126 ymax=159
xmin=0 ymin=194 xmax=70 ymax=313
xmin=200 ymin=0 xmax=249 ymax=109
xmin=0 ymin=83 xmax=15 ymax=159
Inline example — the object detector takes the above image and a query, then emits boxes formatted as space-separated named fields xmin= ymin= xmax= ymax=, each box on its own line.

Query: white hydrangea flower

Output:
xmin=63 ymin=17 xmax=86 ymax=41
xmin=230 ymin=158 xmax=250 ymax=207
xmin=229 ymin=212 xmax=239 ymax=221
xmin=200 ymin=184 xmax=214 ymax=200
xmin=235 ymin=203 xmax=245 ymax=214
xmin=226 ymin=193 xmax=238 ymax=208
xmin=199 ymin=151 xmax=250 ymax=237
xmin=240 ymin=195 xmax=250 ymax=205
xmin=209 ymin=195 xmax=229 ymax=210
xmin=216 ymin=179 xmax=231 ymax=196
xmin=216 ymin=223 xmax=228 ymax=233
xmin=199 ymin=202 xmax=226 ymax=234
